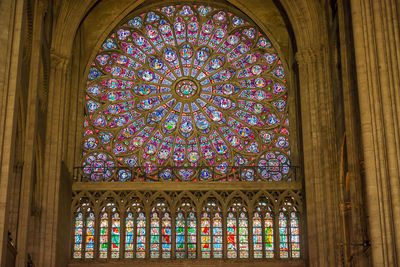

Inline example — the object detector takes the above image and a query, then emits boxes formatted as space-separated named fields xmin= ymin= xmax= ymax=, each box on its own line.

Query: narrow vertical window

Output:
xmin=265 ymin=212 xmax=274 ymax=258
xmin=279 ymin=212 xmax=288 ymax=258
xmin=238 ymin=212 xmax=248 ymax=258
xmin=213 ymin=213 xmax=223 ymax=258
xmin=99 ymin=212 xmax=109 ymax=258
xmin=227 ymin=212 xmax=237 ymax=258
xmin=161 ymin=213 xmax=172 ymax=258
xmin=290 ymin=212 xmax=300 ymax=258
xmin=136 ymin=212 xmax=146 ymax=258
xmin=253 ymin=212 xmax=263 ymax=258
xmin=124 ymin=212 xmax=134 ymax=258
xmin=187 ymin=212 xmax=197 ymax=259
xmin=201 ymin=213 xmax=211 ymax=258
xmin=73 ymin=212 xmax=83 ymax=259
xmin=150 ymin=212 xmax=160 ymax=258
xmin=85 ymin=212 xmax=95 ymax=259
xmin=176 ymin=212 xmax=185 ymax=258
xmin=111 ymin=212 xmax=120 ymax=258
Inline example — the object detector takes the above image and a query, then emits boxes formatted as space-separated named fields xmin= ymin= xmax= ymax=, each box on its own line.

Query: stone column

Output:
xmin=37 ymin=52 xmax=70 ymax=267
xmin=337 ymin=0 xmax=370 ymax=266
xmin=350 ymin=0 xmax=400 ymax=266
xmin=0 ymin=0 xmax=25 ymax=265
xmin=15 ymin=0 xmax=46 ymax=266
xmin=295 ymin=45 xmax=341 ymax=266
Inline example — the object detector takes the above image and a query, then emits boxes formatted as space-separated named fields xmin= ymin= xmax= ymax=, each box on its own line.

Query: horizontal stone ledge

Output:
xmin=68 ymin=259 xmax=305 ymax=267
xmin=72 ymin=181 xmax=303 ymax=191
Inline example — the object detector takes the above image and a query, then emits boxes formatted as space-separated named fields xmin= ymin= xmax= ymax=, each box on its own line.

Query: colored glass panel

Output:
xmin=175 ymin=213 xmax=185 ymax=258
xmin=161 ymin=213 xmax=172 ymax=258
xmin=290 ymin=212 xmax=300 ymax=258
xmin=85 ymin=212 xmax=95 ymax=259
xmin=213 ymin=213 xmax=223 ymax=258
xmin=265 ymin=212 xmax=274 ymax=258
xmin=150 ymin=213 xmax=160 ymax=258
xmin=238 ymin=212 xmax=248 ymax=258
xmin=111 ymin=213 xmax=120 ymax=258
xmin=99 ymin=212 xmax=108 ymax=258
xmin=124 ymin=213 xmax=134 ymax=258
xmin=227 ymin=212 xmax=237 ymax=258
xmin=188 ymin=212 xmax=197 ymax=259
xmin=201 ymin=213 xmax=211 ymax=258
xmin=136 ymin=212 xmax=146 ymax=258
xmin=252 ymin=212 xmax=263 ymax=259
xmin=73 ymin=213 xmax=83 ymax=259
xmin=279 ymin=212 xmax=288 ymax=258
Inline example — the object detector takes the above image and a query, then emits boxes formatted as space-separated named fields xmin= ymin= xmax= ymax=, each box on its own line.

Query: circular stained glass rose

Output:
xmin=83 ymin=4 xmax=290 ymax=181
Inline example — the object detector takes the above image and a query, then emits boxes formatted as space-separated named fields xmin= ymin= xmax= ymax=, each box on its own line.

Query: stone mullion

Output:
xmin=37 ymin=52 xmax=70 ymax=266
xmin=145 ymin=208 xmax=150 ymax=260
xmin=119 ymin=209 xmax=125 ymax=260
xmin=247 ymin=205 xmax=253 ymax=259
xmin=196 ymin=205 xmax=201 ymax=259
xmin=351 ymin=0 xmax=400 ymax=265
xmin=296 ymin=46 xmax=339 ymax=266
xmin=171 ymin=209 xmax=176 ymax=259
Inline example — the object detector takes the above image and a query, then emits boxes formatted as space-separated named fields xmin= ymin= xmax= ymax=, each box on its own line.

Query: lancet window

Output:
xmin=71 ymin=191 xmax=301 ymax=260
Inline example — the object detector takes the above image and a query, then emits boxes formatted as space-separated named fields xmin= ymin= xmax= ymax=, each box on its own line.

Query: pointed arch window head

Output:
xmin=81 ymin=3 xmax=291 ymax=183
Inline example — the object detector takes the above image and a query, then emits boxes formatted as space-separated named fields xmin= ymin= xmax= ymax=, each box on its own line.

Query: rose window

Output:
xmin=82 ymin=4 xmax=291 ymax=182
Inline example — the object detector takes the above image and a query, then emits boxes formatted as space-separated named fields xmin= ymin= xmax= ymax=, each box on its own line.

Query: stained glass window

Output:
xmin=201 ymin=201 xmax=222 ymax=258
xmin=150 ymin=202 xmax=170 ymax=258
xmin=212 ymin=213 xmax=223 ymax=258
xmin=239 ymin=212 xmax=249 ymax=258
xmin=161 ymin=213 xmax=172 ymax=258
xmin=279 ymin=212 xmax=288 ymax=258
xmin=227 ymin=201 xmax=248 ymax=258
xmin=85 ymin=212 xmax=95 ymax=259
xmin=150 ymin=212 xmax=160 ymax=258
xmin=72 ymin=192 xmax=301 ymax=261
xmin=111 ymin=212 xmax=120 ymax=258
xmin=99 ymin=211 xmax=109 ymax=258
xmin=136 ymin=212 xmax=146 ymax=258
xmin=82 ymin=3 xmax=290 ymax=182
xmin=227 ymin=212 xmax=237 ymax=258
xmin=187 ymin=212 xmax=197 ymax=258
xmin=176 ymin=212 xmax=186 ymax=258
xmin=73 ymin=211 xmax=83 ymax=259
xmin=252 ymin=212 xmax=263 ymax=258
xmin=290 ymin=212 xmax=300 ymax=258
xmin=124 ymin=212 xmax=134 ymax=258
xmin=176 ymin=201 xmax=197 ymax=259
xmin=124 ymin=201 xmax=146 ymax=259
xmin=265 ymin=212 xmax=274 ymax=258
xmin=75 ymin=1 xmax=302 ymax=262
xmin=200 ymin=212 xmax=211 ymax=258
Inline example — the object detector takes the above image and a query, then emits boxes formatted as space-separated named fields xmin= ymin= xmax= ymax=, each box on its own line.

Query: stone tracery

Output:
xmin=82 ymin=4 xmax=291 ymax=182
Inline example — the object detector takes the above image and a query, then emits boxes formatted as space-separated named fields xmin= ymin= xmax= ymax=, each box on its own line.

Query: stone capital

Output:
xmin=49 ymin=50 xmax=69 ymax=70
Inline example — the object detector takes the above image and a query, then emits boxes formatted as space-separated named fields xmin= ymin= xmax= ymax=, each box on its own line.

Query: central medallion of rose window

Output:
xmin=175 ymin=79 xmax=197 ymax=99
